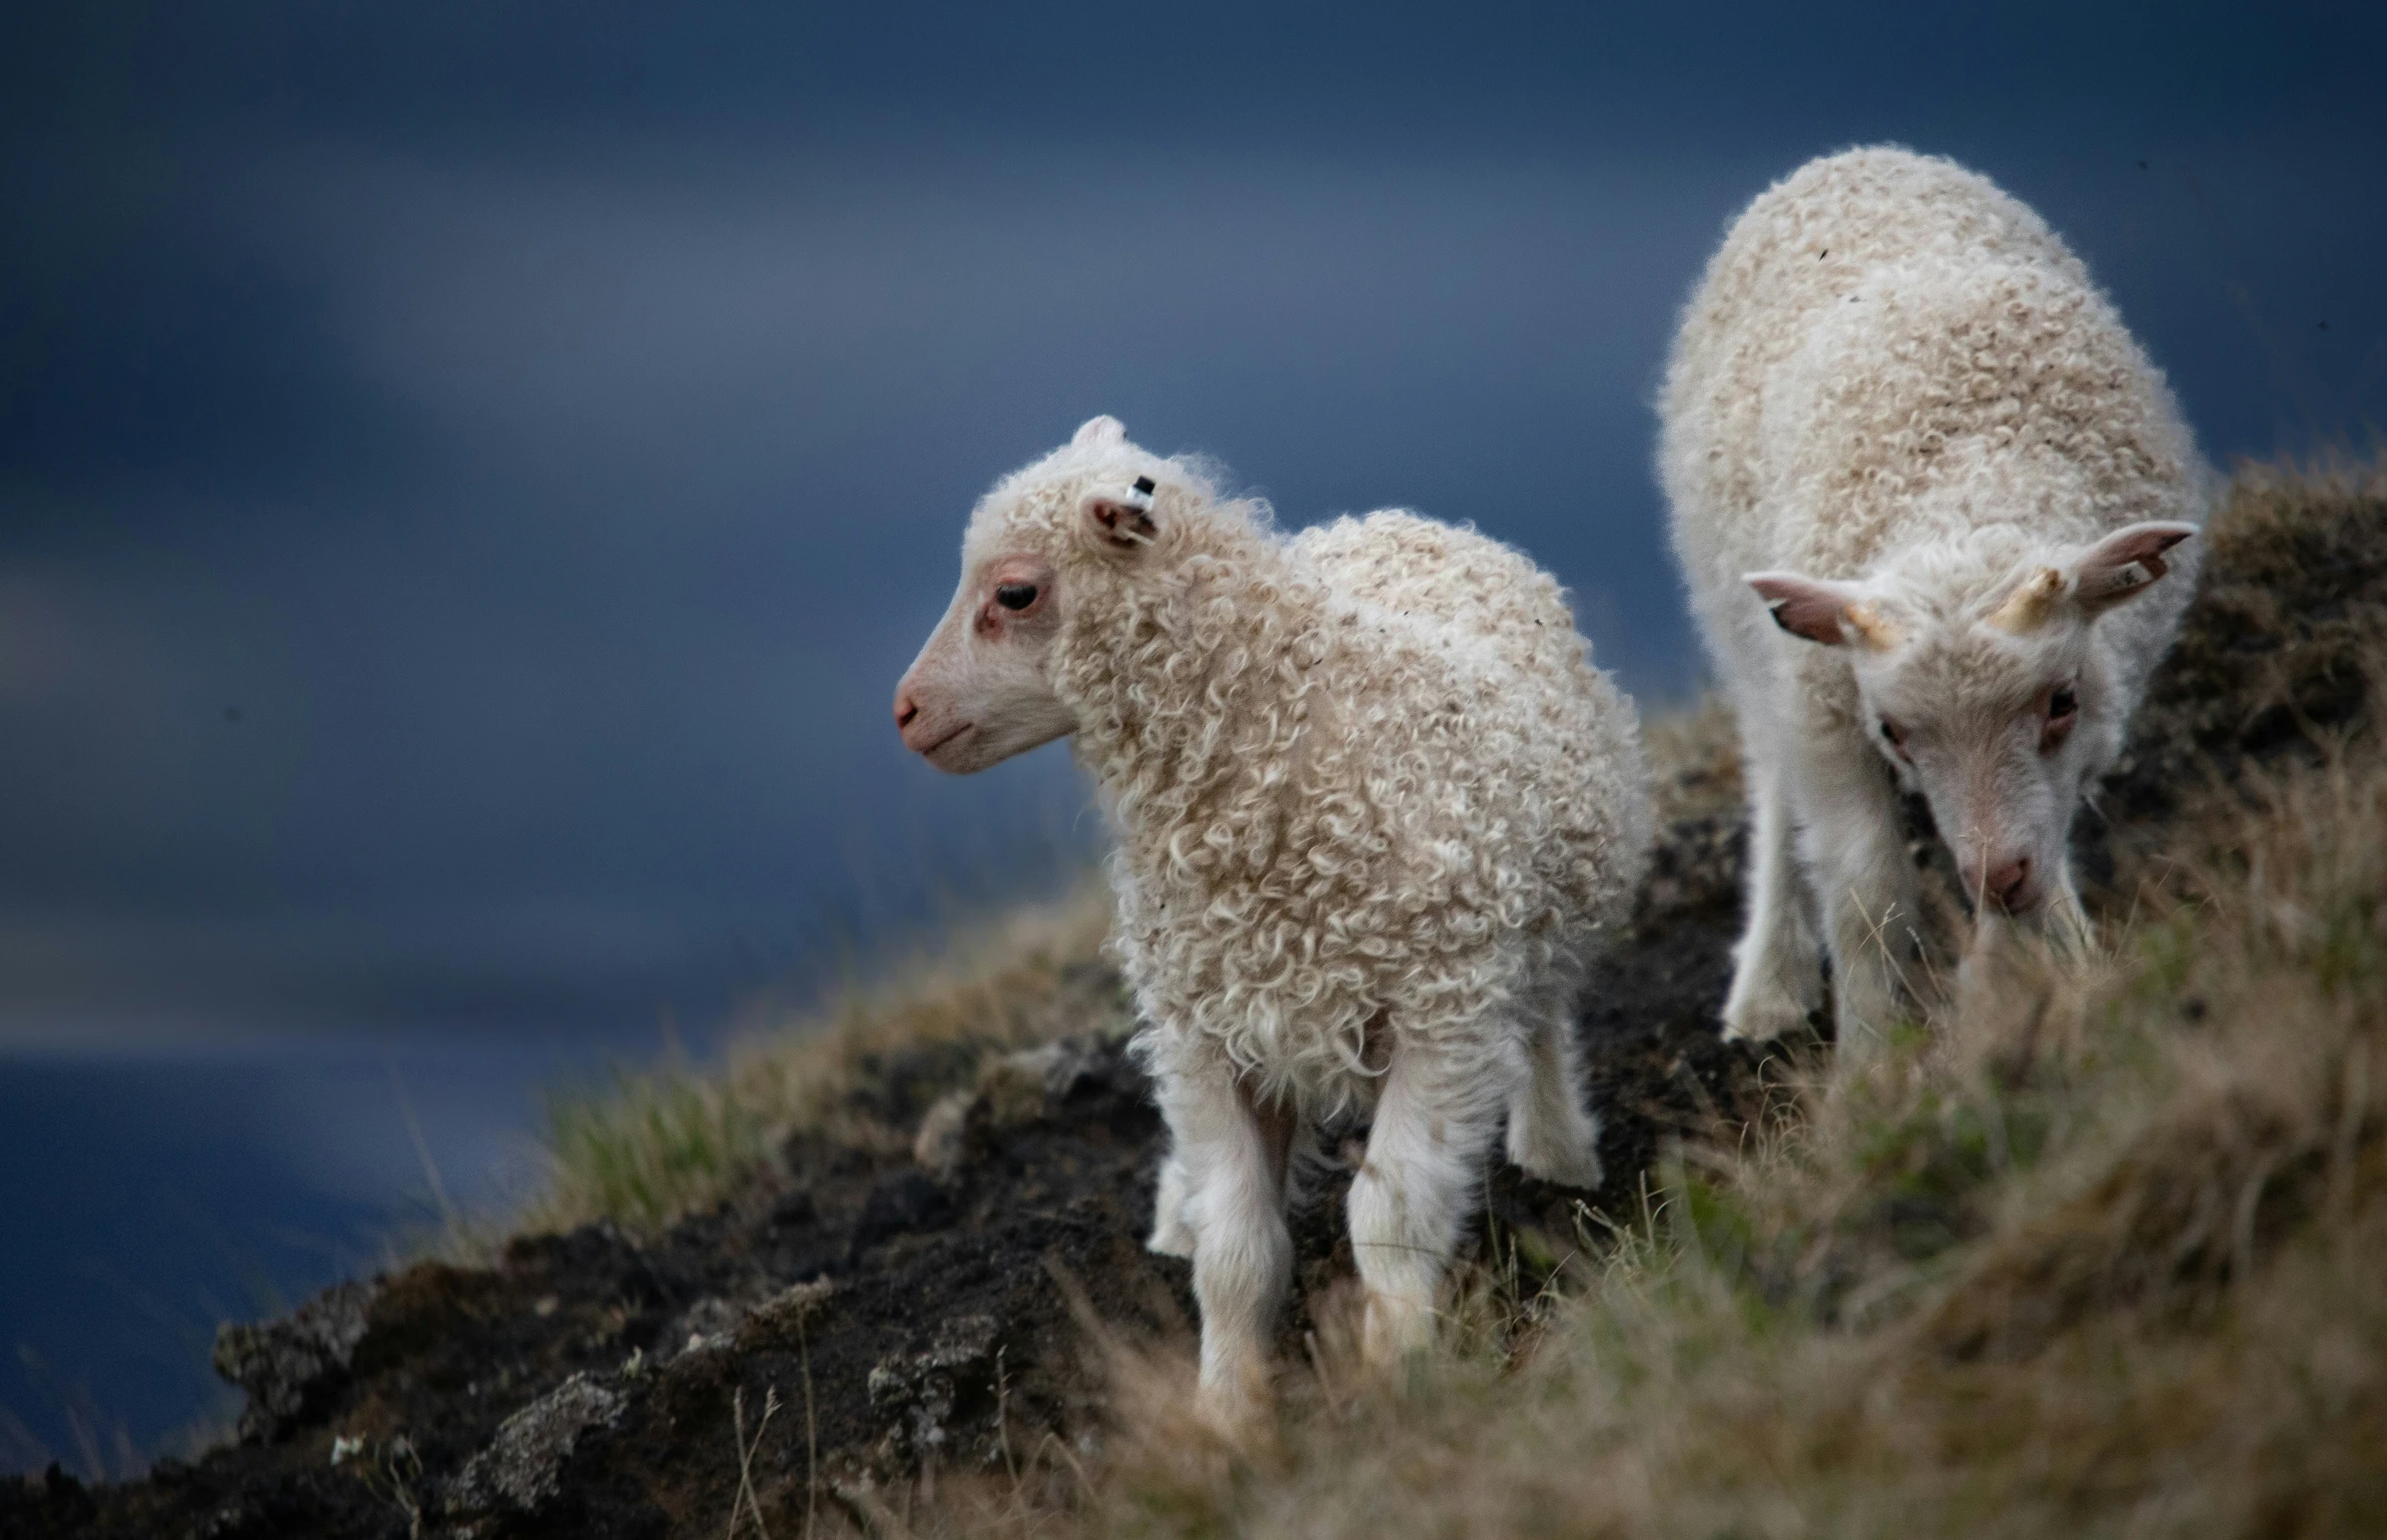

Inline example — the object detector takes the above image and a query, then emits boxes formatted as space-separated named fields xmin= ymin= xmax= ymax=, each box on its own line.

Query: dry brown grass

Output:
xmin=968 ymin=732 xmax=2385 ymax=1540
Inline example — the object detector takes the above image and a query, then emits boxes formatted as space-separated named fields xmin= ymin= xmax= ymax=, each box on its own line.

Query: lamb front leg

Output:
xmin=1154 ymin=1057 xmax=1295 ymax=1434
xmin=1722 ymin=746 xmax=1826 ymax=1042
xmin=1795 ymin=734 xmax=1927 ymax=1066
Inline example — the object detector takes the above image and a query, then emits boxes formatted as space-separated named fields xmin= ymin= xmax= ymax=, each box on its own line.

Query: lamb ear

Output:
xmin=1072 ymin=414 xmax=1128 ymax=449
xmin=1746 ymin=572 xmax=1895 ymax=649
xmin=1083 ymin=476 xmax=1159 ymax=549
xmin=2067 ymin=521 xmax=2197 ymax=613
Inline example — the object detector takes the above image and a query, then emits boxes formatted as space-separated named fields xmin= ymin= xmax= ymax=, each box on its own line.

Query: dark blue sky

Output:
xmin=3 ymin=1 xmax=2383 ymax=1046
xmin=1 ymin=0 xmax=2383 ymax=1471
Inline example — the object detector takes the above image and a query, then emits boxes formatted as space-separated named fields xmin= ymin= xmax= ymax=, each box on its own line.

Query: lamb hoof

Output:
xmin=1194 ymin=1369 xmax=1273 ymax=1446
xmin=1520 ymin=1146 xmax=1604 ymax=1191
xmin=1360 ymin=1289 xmax=1437 ymax=1371
xmin=1511 ymin=1132 xmax=1603 ymax=1190
xmin=1146 ymin=1219 xmax=1194 ymax=1259
xmin=1721 ymin=994 xmax=1808 ymax=1044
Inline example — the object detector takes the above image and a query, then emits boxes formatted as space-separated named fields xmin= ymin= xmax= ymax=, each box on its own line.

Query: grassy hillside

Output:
xmin=534 ymin=889 xmax=1122 ymax=1234
xmin=522 ymin=457 xmax=2387 ymax=1538
xmin=1060 ymin=699 xmax=2387 ymax=1538
xmin=10 ymin=457 xmax=2382 ymax=1539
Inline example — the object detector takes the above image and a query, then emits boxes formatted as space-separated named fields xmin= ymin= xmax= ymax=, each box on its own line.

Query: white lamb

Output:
xmin=895 ymin=415 xmax=1651 ymax=1428
xmin=1659 ymin=146 xmax=2211 ymax=1054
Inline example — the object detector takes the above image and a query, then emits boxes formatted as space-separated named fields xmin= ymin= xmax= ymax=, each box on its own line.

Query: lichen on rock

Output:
xmin=446 ymin=1370 xmax=627 ymax=1516
xmin=867 ymin=1313 xmax=1002 ymax=1458
xmin=210 ymin=1279 xmax=377 ymax=1443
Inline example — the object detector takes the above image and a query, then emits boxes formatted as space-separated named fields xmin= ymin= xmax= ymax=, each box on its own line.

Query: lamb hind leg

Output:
xmin=1155 ymin=1061 xmax=1296 ymax=1432
xmin=1350 ymin=1039 xmax=1509 ymax=1367
xmin=1147 ymin=1151 xmax=1194 ymax=1257
xmin=1505 ymin=1002 xmax=1602 ymax=1189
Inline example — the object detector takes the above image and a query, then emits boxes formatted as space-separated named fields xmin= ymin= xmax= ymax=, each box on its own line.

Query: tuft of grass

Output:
xmin=531 ymin=881 xmax=1121 ymax=1233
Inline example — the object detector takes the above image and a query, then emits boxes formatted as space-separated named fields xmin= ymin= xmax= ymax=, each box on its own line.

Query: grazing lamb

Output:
xmin=1659 ymin=146 xmax=2211 ymax=1054
xmin=895 ymin=416 xmax=1651 ymax=1427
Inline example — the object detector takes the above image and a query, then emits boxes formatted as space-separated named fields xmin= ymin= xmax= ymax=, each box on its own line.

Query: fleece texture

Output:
xmin=962 ymin=436 xmax=1652 ymax=1118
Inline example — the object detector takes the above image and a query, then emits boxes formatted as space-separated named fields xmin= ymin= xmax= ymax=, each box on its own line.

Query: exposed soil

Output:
xmin=7 ymin=465 xmax=2379 ymax=1540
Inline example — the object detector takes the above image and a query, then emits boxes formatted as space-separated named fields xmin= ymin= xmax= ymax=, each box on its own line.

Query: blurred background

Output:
xmin=2 ymin=0 xmax=2382 ymax=1477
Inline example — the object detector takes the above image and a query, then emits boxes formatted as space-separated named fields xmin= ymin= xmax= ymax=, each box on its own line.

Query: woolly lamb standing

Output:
xmin=1660 ymin=147 xmax=2210 ymax=1054
xmin=895 ymin=416 xmax=1651 ymax=1427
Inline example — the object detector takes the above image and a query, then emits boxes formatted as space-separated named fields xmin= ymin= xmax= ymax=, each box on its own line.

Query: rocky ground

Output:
xmin=6 ymin=463 xmax=2379 ymax=1540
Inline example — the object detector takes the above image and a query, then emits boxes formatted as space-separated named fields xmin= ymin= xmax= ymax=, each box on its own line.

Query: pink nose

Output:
xmin=895 ymin=689 xmax=920 ymax=732
xmin=1982 ymin=855 xmax=2033 ymax=914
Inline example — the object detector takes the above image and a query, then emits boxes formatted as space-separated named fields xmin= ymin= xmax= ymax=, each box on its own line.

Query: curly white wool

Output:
xmin=1660 ymin=146 xmax=2211 ymax=1050
xmin=943 ymin=418 xmax=1651 ymax=1424
xmin=1041 ymin=481 xmax=1649 ymax=1120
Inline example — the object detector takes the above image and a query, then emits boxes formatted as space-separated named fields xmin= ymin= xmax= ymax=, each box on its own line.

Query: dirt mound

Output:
xmin=8 ymin=462 xmax=2379 ymax=1539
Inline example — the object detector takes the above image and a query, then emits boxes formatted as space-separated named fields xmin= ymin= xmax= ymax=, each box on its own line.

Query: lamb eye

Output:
xmin=1879 ymin=717 xmax=1906 ymax=748
xmin=995 ymin=583 xmax=1038 ymax=612
xmin=2048 ymin=685 xmax=2077 ymax=720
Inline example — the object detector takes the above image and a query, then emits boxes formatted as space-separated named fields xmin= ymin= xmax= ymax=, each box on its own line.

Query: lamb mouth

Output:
xmin=920 ymin=722 xmax=977 ymax=758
